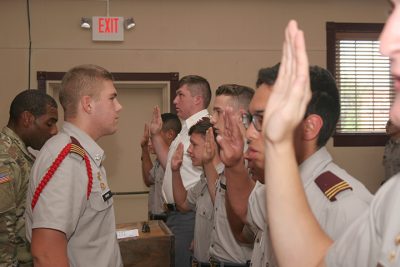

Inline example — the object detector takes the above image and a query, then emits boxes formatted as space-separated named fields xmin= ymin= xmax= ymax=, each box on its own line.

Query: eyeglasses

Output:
xmin=242 ymin=113 xmax=263 ymax=132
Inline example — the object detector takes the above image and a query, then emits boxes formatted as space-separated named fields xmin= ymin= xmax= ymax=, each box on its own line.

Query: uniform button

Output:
xmin=211 ymin=244 xmax=214 ymax=248
xmin=389 ymin=250 xmax=396 ymax=262
xmin=215 ymin=207 xmax=218 ymax=211
xmin=200 ymin=193 xmax=204 ymax=197
xmin=256 ymin=238 xmax=260 ymax=243
xmin=266 ymin=263 xmax=269 ymax=267
xmin=395 ymin=234 xmax=400 ymax=246
xmin=203 ymin=211 xmax=205 ymax=215
xmin=95 ymin=154 xmax=101 ymax=161
xmin=213 ymin=226 xmax=215 ymax=230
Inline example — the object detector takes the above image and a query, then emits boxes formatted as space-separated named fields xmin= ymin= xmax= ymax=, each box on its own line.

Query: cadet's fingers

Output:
xmin=223 ymin=107 xmax=234 ymax=139
xmin=230 ymin=113 xmax=242 ymax=141
xmin=177 ymin=143 xmax=184 ymax=156
xmin=208 ymin=128 xmax=215 ymax=148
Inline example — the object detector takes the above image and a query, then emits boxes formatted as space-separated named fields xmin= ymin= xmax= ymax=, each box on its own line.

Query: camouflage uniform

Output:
xmin=383 ymin=138 xmax=400 ymax=182
xmin=0 ymin=127 xmax=34 ymax=267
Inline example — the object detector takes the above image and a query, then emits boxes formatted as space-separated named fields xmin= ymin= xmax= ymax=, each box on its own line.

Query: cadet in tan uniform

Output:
xmin=171 ymin=118 xmax=221 ymax=264
xmin=261 ymin=5 xmax=400 ymax=266
xmin=140 ymin=113 xmax=181 ymax=220
xmin=0 ymin=90 xmax=58 ymax=267
xmin=209 ymin=85 xmax=255 ymax=266
xmin=25 ymin=64 xmax=123 ymax=267
xmin=218 ymin=65 xmax=372 ymax=267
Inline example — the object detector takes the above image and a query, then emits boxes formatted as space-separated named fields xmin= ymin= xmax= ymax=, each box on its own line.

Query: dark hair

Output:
xmin=178 ymin=75 xmax=211 ymax=109
xmin=9 ymin=89 xmax=57 ymax=122
xmin=189 ymin=117 xmax=214 ymax=136
xmin=256 ymin=64 xmax=339 ymax=148
xmin=60 ymin=64 xmax=113 ymax=118
xmin=256 ymin=63 xmax=280 ymax=88
xmin=161 ymin=113 xmax=182 ymax=135
xmin=216 ymin=84 xmax=254 ymax=110
xmin=306 ymin=66 xmax=340 ymax=148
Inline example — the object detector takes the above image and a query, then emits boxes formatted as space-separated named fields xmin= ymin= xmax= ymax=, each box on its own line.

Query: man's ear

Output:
xmin=194 ymin=95 xmax=203 ymax=106
xmin=166 ymin=129 xmax=176 ymax=140
xmin=81 ymin=95 xmax=93 ymax=113
xmin=303 ymin=114 xmax=323 ymax=141
xmin=20 ymin=111 xmax=35 ymax=128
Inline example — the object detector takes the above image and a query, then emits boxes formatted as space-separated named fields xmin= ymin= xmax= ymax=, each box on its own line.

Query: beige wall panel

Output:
xmin=0 ymin=50 xmax=29 ymax=127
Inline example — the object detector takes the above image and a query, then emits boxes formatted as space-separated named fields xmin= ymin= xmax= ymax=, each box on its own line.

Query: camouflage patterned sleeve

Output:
xmin=0 ymin=162 xmax=18 ymax=266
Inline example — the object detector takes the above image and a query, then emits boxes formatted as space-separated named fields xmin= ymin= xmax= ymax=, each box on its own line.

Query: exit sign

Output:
xmin=92 ymin=16 xmax=124 ymax=41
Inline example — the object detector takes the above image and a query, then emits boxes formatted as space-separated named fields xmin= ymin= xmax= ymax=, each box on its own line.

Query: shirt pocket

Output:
xmin=89 ymin=189 xmax=113 ymax=211
xmin=197 ymin=195 xmax=213 ymax=221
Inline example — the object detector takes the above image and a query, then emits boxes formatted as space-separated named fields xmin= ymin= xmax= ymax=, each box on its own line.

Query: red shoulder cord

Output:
xmin=31 ymin=138 xmax=93 ymax=210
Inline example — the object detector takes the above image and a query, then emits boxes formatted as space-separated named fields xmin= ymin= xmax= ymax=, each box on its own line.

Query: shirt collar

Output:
xmin=299 ymin=146 xmax=332 ymax=186
xmin=184 ymin=109 xmax=209 ymax=130
xmin=2 ymin=126 xmax=35 ymax=161
xmin=61 ymin=122 xmax=105 ymax=167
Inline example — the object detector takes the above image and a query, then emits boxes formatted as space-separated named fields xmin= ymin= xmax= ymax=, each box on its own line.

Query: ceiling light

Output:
xmin=125 ymin=17 xmax=136 ymax=30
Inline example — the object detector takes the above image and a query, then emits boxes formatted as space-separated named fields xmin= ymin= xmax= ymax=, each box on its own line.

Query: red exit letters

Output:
xmin=98 ymin=17 xmax=119 ymax=33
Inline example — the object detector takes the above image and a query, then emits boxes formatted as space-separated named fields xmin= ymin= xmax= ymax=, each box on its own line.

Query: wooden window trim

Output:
xmin=326 ymin=22 xmax=388 ymax=147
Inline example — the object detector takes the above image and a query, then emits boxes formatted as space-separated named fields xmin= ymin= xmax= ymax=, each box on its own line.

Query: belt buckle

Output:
xmin=191 ymin=260 xmax=199 ymax=267
xmin=209 ymin=258 xmax=219 ymax=267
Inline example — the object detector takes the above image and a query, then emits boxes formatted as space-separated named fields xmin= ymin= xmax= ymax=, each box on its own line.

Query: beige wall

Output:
xmin=0 ymin=0 xmax=389 ymax=221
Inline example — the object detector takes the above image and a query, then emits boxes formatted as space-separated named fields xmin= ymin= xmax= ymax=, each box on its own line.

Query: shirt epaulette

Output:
xmin=31 ymin=136 xmax=93 ymax=210
xmin=314 ymin=171 xmax=352 ymax=202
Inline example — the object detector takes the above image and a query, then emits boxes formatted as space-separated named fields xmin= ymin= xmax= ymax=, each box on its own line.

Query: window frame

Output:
xmin=326 ymin=22 xmax=390 ymax=147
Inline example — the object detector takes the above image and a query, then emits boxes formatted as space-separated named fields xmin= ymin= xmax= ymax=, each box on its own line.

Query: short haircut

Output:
xmin=178 ymin=75 xmax=211 ymax=109
xmin=189 ymin=117 xmax=215 ymax=137
xmin=216 ymin=84 xmax=255 ymax=110
xmin=256 ymin=64 xmax=340 ymax=148
xmin=306 ymin=66 xmax=340 ymax=148
xmin=161 ymin=113 xmax=182 ymax=135
xmin=59 ymin=64 xmax=113 ymax=118
xmin=256 ymin=63 xmax=280 ymax=88
xmin=9 ymin=89 xmax=57 ymax=122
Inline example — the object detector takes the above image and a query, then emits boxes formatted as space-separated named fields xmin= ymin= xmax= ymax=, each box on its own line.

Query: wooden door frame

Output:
xmin=37 ymin=71 xmax=179 ymax=112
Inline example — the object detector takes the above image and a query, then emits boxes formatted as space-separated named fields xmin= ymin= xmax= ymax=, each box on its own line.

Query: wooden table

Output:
xmin=117 ymin=220 xmax=174 ymax=267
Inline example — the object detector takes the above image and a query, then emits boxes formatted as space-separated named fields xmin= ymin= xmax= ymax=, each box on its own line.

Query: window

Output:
xmin=326 ymin=22 xmax=393 ymax=146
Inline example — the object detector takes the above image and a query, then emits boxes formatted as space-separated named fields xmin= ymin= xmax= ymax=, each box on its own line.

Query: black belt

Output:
xmin=148 ymin=212 xmax=167 ymax=222
xmin=164 ymin=203 xmax=179 ymax=212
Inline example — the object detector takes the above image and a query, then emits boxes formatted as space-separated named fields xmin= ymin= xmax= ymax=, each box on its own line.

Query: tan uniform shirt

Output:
xmin=248 ymin=147 xmax=373 ymax=267
xmin=25 ymin=122 xmax=122 ymax=267
xmin=209 ymin=172 xmax=253 ymax=264
xmin=326 ymin=174 xmax=400 ymax=267
xmin=0 ymin=127 xmax=34 ymax=267
xmin=186 ymin=173 xmax=214 ymax=262
xmin=148 ymin=159 xmax=165 ymax=214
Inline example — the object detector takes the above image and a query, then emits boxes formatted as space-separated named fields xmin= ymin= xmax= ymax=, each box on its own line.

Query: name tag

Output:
xmin=102 ymin=190 xmax=112 ymax=202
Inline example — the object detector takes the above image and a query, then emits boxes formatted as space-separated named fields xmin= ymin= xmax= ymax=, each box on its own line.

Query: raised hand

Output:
xmin=150 ymin=106 xmax=163 ymax=136
xmin=262 ymin=20 xmax=311 ymax=145
xmin=216 ymin=107 xmax=245 ymax=167
xmin=140 ymin=124 xmax=150 ymax=148
xmin=202 ymin=127 xmax=217 ymax=165
xmin=171 ymin=143 xmax=184 ymax=171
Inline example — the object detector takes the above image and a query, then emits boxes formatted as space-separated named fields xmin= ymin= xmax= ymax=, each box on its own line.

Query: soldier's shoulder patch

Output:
xmin=0 ymin=172 xmax=11 ymax=184
xmin=314 ymin=171 xmax=352 ymax=202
